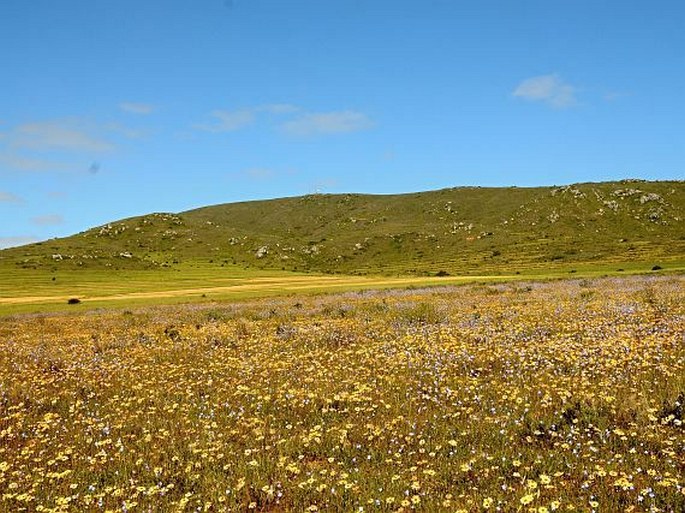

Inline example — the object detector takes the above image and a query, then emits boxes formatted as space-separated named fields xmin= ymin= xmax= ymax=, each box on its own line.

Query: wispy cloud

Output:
xmin=0 ymin=191 xmax=23 ymax=203
xmin=119 ymin=102 xmax=155 ymax=115
xmin=0 ymin=152 xmax=70 ymax=172
xmin=105 ymin=122 xmax=147 ymax=140
xmin=281 ymin=111 xmax=374 ymax=136
xmin=194 ymin=110 xmax=255 ymax=132
xmin=194 ymin=105 xmax=373 ymax=137
xmin=0 ymin=118 xmax=126 ymax=174
xmin=0 ymin=236 xmax=39 ymax=249
xmin=31 ymin=214 xmax=64 ymax=226
xmin=12 ymin=120 xmax=114 ymax=152
xmin=256 ymin=104 xmax=300 ymax=114
xmin=513 ymin=74 xmax=578 ymax=108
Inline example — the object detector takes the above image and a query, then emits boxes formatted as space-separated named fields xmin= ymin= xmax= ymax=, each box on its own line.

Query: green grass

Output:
xmin=1 ymin=179 xmax=683 ymax=315
xmin=1 ymin=180 xmax=683 ymax=277
xmin=1 ymin=259 xmax=683 ymax=316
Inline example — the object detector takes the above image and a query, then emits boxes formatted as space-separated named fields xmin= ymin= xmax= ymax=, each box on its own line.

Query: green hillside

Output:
xmin=2 ymin=180 xmax=684 ymax=276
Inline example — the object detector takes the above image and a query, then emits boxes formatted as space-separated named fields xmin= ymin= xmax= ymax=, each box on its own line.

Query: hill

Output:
xmin=2 ymin=179 xmax=684 ymax=276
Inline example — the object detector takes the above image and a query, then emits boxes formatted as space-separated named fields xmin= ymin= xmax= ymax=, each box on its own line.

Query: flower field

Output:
xmin=1 ymin=276 xmax=683 ymax=512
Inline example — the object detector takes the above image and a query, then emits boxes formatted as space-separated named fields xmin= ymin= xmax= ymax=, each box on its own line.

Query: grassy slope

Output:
xmin=0 ymin=180 xmax=683 ymax=314
xmin=2 ymin=180 xmax=684 ymax=276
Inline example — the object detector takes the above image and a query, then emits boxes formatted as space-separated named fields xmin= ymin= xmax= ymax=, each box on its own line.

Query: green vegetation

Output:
xmin=2 ymin=180 xmax=684 ymax=274
xmin=1 ymin=180 xmax=683 ymax=314
xmin=0 ymin=262 xmax=622 ymax=316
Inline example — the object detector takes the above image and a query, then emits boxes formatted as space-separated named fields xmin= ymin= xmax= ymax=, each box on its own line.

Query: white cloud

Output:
xmin=256 ymin=103 xmax=300 ymax=114
xmin=0 ymin=191 xmax=22 ymax=203
xmin=0 ymin=236 xmax=39 ymax=249
xmin=12 ymin=120 xmax=114 ymax=152
xmin=0 ymin=119 xmax=127 ymax=174
xmin=281 ymin=111 xmax=374 ymax=136
xmin=31 ymin=214 xmax=64 ymax=226
xmin=105 ymin=122 xmax=147 ymax=139
xmin=194 ymin=110 xmax=255 ymax=132
xmin=119 ymin=102 xmax=155 ymax=115
xmin=513 ymin=74 xmax=578 ymax=108
xmin=0 ymin=152 xmax=70 ymax=172
xmin=194 ymin=106 xmax=372 ymax=136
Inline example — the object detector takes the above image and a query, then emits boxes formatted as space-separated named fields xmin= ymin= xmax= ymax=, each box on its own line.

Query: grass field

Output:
xmin=1 ymin=275 xmax=683 ymax=512
xmin=1 ymin=259 xmax=683 ymax=316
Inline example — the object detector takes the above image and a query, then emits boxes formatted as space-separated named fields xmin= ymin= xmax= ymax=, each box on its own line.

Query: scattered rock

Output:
xmin=640 ymin=193 xmax=662 ymax=204
xmin=613 ymin=188 xmax=642 ymax=198
xmin=603 ymin=200 xmax=619 ymax=211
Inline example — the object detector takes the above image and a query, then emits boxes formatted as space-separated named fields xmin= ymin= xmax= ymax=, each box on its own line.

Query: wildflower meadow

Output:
xmin=1 ymin=276 xmax=683 ymax=512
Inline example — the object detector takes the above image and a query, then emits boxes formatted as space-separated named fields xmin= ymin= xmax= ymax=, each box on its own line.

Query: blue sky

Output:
xmin=1 ymin=0 xmax=684 ymax=248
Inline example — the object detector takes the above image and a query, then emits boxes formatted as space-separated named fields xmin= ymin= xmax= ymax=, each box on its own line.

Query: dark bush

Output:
xmin=164 ymin=325 xmax=182 ymax=342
